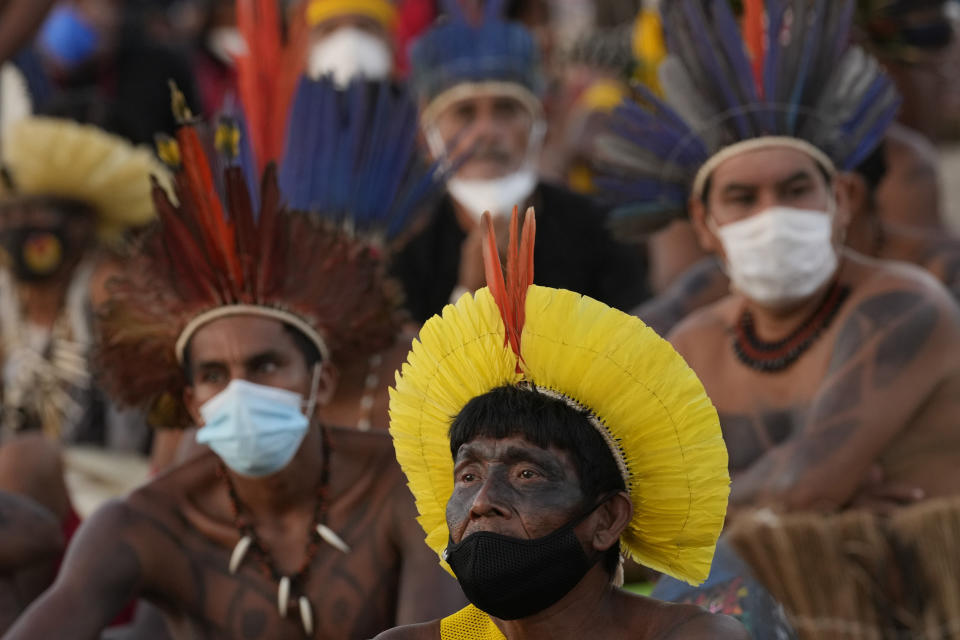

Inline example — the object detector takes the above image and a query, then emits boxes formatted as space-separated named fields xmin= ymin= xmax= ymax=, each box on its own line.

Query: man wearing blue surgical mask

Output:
xmin=5 ymin=102 xmax=464 ymax=639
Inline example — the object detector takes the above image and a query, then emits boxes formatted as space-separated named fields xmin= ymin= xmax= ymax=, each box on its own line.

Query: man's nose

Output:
xmin=469 ymin=475 xmax=512 ymax=520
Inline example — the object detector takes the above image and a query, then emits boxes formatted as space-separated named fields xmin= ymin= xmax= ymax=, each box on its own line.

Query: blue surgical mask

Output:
xmin=197 ymin=377 xmax=317 ymax=477
xmin=39 ymin=6 xmax=100 ymax=69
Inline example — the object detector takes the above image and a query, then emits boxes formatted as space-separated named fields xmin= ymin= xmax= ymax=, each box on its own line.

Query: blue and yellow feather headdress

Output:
xmin=597 ymin=0 xmax=902 ymax=236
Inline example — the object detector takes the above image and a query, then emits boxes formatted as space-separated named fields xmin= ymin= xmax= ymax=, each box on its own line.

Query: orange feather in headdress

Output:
xmin=743 ymin=0 xmax=766 ymax=97
xmin=234 ymin=0 xmax=308 ymax=171
xmin=482 ymin=206 xmax=536 ymax=369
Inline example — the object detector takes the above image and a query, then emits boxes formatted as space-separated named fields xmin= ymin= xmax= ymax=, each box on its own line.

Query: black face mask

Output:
xmin=443 ymin=505 xmax=602 ymax=621
xmin=0 ymin=227 xmax=68 ymax=282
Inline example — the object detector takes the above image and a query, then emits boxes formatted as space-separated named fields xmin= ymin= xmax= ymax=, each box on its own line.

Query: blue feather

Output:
xmin=679 ymin=0 xmax=751 ymax=139
xmin=279 ymin=77 xmax=444 ymax=239
xmin=786 ymin=0 xmax=827 ymax=131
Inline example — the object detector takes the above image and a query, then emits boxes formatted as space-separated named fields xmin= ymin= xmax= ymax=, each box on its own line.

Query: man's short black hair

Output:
xmin=449 ymin=385 xmax=626 ymax=575
xmin=181 ymin=322 xmax=322 ymax=385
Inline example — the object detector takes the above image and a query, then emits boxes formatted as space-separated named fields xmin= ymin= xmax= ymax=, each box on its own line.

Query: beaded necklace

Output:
xmin=733 ymin=281 xmax=851 ymax=373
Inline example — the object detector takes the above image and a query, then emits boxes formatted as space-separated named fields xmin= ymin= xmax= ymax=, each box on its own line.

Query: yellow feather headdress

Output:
xmin=0 ymin=117 xmax=167 ymax=244
xmin=389 ymin=207 xmax=730 ymax=586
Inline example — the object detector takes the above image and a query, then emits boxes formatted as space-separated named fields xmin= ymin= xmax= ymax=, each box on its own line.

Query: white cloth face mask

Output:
xmin=306 ymin=27 xmax=392 ymax=88
xmin=714 ymin=206 xmax=839 ymax=308
xmin=430 ymin=119 xmax=546 ymax=222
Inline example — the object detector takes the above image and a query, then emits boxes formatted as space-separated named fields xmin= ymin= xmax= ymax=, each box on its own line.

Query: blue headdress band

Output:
xmin=410 ymin=0 xmax=542 ymax=104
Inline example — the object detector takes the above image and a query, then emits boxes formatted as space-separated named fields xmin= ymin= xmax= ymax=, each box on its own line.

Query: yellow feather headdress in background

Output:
xmin=389 ymin=207 xmax=730 ymax=586
xmin=0 ymin=117 xmax=167 ymax=244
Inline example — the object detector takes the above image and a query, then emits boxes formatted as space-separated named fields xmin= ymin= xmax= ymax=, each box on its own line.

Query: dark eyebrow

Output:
xmin=777 ymin=170 xmax=815 ymax=189
xmin=455 ymin=443 xmax=566 ymax=477
xmin=243 ymin=350 xmax=287 ymax=370
xmin=720 ymin=183 xmax=756 ymax=197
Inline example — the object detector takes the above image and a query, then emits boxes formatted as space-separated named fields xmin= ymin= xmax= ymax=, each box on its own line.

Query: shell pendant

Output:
xmin=299 ymin=596 xmax=314 ymax=635
xmin=229 ymin=535 xmax=253 ymax=574
xmin=316 ymin=524 xmax=351 ymax=554
xmin=277 ymin=576 xmax=291 ymax=616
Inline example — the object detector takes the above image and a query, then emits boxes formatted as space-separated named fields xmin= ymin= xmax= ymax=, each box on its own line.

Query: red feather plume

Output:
xmin=234 ymin=0 xmax=307 ymax=171
xmin=482 ymin=206 xmax=536 ymax=368
xmin=743 ymin=0 xmax=766 ymax=97
xmin=97 ymin=121 xmax=402 ymax=429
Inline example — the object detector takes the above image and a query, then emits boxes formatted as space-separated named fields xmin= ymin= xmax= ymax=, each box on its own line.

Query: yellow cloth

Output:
xmin=305 ymin=0 xmax=396 ymax=28
xmin=440 ymin=605 xmax=505 ymax=640
xmin=389 ymin=286 xmax=730 ymax=586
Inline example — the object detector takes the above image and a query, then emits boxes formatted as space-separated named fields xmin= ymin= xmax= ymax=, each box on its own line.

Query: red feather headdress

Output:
xmin=97 ymin=91 xmax=401 ymax=428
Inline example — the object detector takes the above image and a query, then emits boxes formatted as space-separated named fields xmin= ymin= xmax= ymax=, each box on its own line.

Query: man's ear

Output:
xmin=312 ymin=363 xmax=339 ymax=409
xmin=588 ymin=492 xmax=633 ymax=553
xmin=689 ymin=196 xmax=722 ymax=256
xmin=833 ymin=172 xmax=861 ymax=232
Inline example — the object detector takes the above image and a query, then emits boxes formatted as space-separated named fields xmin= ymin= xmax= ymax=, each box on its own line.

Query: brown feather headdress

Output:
xmin=97 ymin=93 xmax=403 ymax=428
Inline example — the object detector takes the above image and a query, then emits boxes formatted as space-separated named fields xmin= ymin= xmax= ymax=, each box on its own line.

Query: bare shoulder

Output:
xmin=841 ymin=254 xmax=960 ymax=343
xmin=668 ymin=295 xmax=738 ymax=362
xmin=850 ymin=253 xmax=957 ymax=308
xmin=661 ymin=610 xmax=749 ymax=639
xmin=130 ymin=447 xmax=219 ymax=512
xmin=371 ymin=620 xmax=440 ymax=640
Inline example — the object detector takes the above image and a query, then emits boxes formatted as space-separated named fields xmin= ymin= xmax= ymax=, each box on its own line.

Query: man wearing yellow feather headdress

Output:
xmin=0 ymin=116 xmax=164 ymax=446
xmin=377 ymin=208 xmax=746 ymax=639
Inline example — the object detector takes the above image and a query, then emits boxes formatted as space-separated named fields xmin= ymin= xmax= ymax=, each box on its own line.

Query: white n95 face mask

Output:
xmin=307 ymin=27 xmax=392 ymax=88
xmin=432 ymin=120 xmax=546 ymax=222
xmin=196 ymin=374 xmax=319 ymax=478
xmin=714 ymin=206 xmax=839 ymax=308
xmin=446 ymin=169 xmax=539 ymax=222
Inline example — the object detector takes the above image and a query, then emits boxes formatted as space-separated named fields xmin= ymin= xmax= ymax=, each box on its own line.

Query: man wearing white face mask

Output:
xmin=391 ymin=0 xmax=648 ymax=324
xmin=304 ymin=0 xmax=397 ymax=87
xmin=597 ymin=3 xmax=960 ymax=633
xmin=602 ymin=0 xmax=960 ymax=519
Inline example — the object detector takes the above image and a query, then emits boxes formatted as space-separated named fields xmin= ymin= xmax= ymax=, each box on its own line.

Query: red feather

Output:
xmin=224 ymin=166 xmax=256 ymax=300
xmin=482 ymin=207 xmax=537 ymax=366
xmin=743 ymin=0 xmax=766 ymax=97
xmin=175 ymin=125 xmax=243 ymax=295
xmin=235 ymin=0 xmax=307 ymax=171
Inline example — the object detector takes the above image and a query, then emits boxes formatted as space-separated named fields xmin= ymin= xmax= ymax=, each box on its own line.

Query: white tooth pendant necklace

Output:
xmin=218 ymin=427 xmax=346 ymax=636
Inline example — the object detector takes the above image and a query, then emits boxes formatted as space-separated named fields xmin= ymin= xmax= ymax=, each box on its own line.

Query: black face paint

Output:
xmin=443 ymin=500 xmax=606 ymax=620
xmin=0 ymin=227 xmax=68 ymax=282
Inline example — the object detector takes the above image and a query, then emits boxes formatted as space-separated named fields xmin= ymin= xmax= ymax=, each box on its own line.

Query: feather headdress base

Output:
xmin=691 ymin=136 xmax=836 ymax=199
xmin=174 ymin=304 xmax=331 ymax=364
